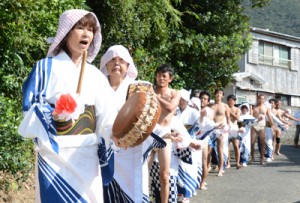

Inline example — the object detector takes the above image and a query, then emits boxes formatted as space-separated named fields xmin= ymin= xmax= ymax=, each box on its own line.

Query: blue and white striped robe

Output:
xmin=102 ymin=79 xmax=166 ymax=203
xmin=239 ymin=116 xmax=255 ymax=164
xmin=18 ymin=52 xmax=114 ymax=203
xmin=176 ymin=119 xmax=202 ymax=198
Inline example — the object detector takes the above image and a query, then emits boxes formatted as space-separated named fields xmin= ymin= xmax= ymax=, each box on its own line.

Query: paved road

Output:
xmin=190 ymin=144 xmax=300 ymax=203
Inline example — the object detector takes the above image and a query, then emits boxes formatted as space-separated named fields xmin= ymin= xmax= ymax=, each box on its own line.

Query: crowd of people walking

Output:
xmin=17 ymin=8 xmax=300 ymax=203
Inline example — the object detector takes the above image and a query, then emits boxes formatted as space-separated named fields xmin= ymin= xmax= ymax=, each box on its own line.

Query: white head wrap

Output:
xmin=180 ymin=89 xmax=191 ymax=102
xmin=99 ymin=45 xmax=137 ymax=80
xmin=190 ymin=97 xmax=201 ymax=110
xmin=239 ymin=103 xmax=250 ymax=115
xmin=47 ymin=9 xmax=102 ymax=63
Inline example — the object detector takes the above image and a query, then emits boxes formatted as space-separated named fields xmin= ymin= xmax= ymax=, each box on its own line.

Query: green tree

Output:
xmin=89 ymin=0 xmax=270 ymax=91
xmin=168 ymin=0 xmax=271 ymax=91
xmin=244 ymin=0 xmax=300 ymax=37
xmin=86 ymin=0 xmax=185 ymax=87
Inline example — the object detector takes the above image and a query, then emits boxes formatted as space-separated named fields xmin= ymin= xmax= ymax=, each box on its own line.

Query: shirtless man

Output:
xmin=268 ymin=99 xmax=289 ymax=159
xmin=275 ymin=99 xmax=300 ymax=155
xmin=227 ymin=94 xmax=242 ymax=169
xmin=152 ymin=64 xmax=181 ymax=203
xmin=251 ymin=94 xmax=274 ymax=165
xmin=199 ymin=90 xmax=214 ymax=189
xmin=211 ymin=88 xmax=230 ymax=177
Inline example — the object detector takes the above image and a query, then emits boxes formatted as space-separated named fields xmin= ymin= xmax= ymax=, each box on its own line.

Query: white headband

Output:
xmin=100 ymin=45 xmax=138 ymax=80
xmin=180 ymin=89 xmax=191 ymax=102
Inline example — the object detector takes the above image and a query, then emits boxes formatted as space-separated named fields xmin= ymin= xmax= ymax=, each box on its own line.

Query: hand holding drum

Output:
xmin=112 ymin=81 xmax=161 ymax=148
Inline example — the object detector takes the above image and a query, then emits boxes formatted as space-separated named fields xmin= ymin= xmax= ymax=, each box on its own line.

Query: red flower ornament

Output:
xmin=53 ymin=93 xmax=83 ymax=122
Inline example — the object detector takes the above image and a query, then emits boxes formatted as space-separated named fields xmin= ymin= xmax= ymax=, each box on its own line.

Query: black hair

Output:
xmin=54 ymin=13 xmax=99 ymax=57
xmin=192 ymin=89 xmax=201 ymax=97
xmin=155 ymin=64 xmax=174 ymax=77
xmin=241 ymin=103 xmax=249 ymax=110
xmin=227 ymin=94 xmax=236 ymax=101
xmin=199 ymin=90 xmax=211 ymax=102
xmin=257 ymin=93 xmax=264 ymax=98
xmin=269 ymin=98 xmax=275 ymax=103
xmin=214 ymin=88 xmax=224 ymax=96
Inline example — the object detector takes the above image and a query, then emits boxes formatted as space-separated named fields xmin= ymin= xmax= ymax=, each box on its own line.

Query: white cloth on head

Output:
xmin=100 ymin=45 xmax=138 ymax=80
xmin=239 ymin=103 xmax=250 ymax=115
xmin=175 ymin=105 xmax=199 ymax=126
xmin=47 ymin=9 xmax=102 ymax=63
xmin=190 ymin=97 xmax=201 ymax=111
xmin=180 ymin=89 xmax=191 ymax=102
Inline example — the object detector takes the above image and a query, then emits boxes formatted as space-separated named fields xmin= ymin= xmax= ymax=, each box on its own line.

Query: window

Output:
xmin=258 ymin=41 xmax=291 ymax=68
xmin=236 ymin=96 xmax=247 ymax=105
xmin=275 ymin=94 xmax=290 ymax=106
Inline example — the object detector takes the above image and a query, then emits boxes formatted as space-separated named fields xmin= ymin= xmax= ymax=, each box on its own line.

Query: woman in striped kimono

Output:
xmin=18 ymin=9 xmax=114 ymax=203
xmin=99 ymin=45 xmax=165 ymax=203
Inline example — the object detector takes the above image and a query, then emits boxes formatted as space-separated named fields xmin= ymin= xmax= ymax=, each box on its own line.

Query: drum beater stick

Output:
xmin=76 ymin=51 xmax=87 ymax=95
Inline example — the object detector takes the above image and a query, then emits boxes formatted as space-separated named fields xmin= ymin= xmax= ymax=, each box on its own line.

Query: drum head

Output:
xmin=112 ymin=92 xmax=161 ymax=147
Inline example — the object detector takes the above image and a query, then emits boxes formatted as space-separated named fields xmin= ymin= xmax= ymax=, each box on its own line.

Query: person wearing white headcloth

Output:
xmin=175 ymin=89 xmax=201 ymax=201
xmin=18 ymin=9 xmax=114 ymax=203
xmin=175 ymin=89 xmax=199 ymax=130
xmin=100 ymin=45 xmax=165 ymax=203
xmin=238 ymin=103 xmax=255 ymax=167
xmin=189 ymin=97 xmax=201 ymax=112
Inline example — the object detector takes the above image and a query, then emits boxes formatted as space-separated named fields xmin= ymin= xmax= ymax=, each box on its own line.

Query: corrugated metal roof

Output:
xmin=250 ymin=27 xmax=300 ymax=43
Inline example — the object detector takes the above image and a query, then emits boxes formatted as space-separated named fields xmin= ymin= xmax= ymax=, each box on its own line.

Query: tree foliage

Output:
xmin=244 ymin=0 xmax=300 ymax=37
xmin=87 ymin=0 xmax=184 ymax=87
xmin=168 ymin=0 xmax=253 ymax=90
xmin=89 ymin=0 xmax=270 ymax=91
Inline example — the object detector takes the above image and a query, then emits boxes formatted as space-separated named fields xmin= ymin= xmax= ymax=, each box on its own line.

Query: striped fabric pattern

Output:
xmin=98 ymin=138 xmax=115 ymax=186
xmin=20 ymin=57 xmax=59 ymax=153
xmin=103 ymin=178 xmax=134 ymax=203
xmin=22 ymin=58 xmax=53 ymax=111
xmin=177 ymin=165 xmax=198 ymax=198
xmin=37 ymin=154 xmax=88 ymax=203
xmin=55 ymin=105 xmax=96 ymax=135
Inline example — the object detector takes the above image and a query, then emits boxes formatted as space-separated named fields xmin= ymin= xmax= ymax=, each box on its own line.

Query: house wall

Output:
xmin=247 ymin=34 xmax=300 ymax=94
xmin=241 ymin=30 xmax=300 ymax=107
xmin=276 ymin=105 xmax=299 ymax=144
xmin=221 ymin=87 xmax=298 ymax=143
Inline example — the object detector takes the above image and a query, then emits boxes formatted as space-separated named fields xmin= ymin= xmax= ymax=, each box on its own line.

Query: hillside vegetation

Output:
xmin=244 ymin=0 xmax=300 ymax=37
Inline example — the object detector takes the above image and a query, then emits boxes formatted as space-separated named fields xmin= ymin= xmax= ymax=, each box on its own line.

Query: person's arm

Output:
xmin=156 ymin=89 xmax=181 ymax=113
xmin=199 ymin=109 xmax=206 ymax=123
xmin=283 ymin=111 xmax=300 ymax=122
xmin=229 ymin=107 xmax=240 ymax=121
xmin=276 ymin=111 xmax=291 ymax=125
xmin=225 ymin=105 xmax=231 ymax=125
xmin=266 ymin=108 xmax=274 ymax=128
xmin=250 ymin=105 xmax=253 ymax=116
